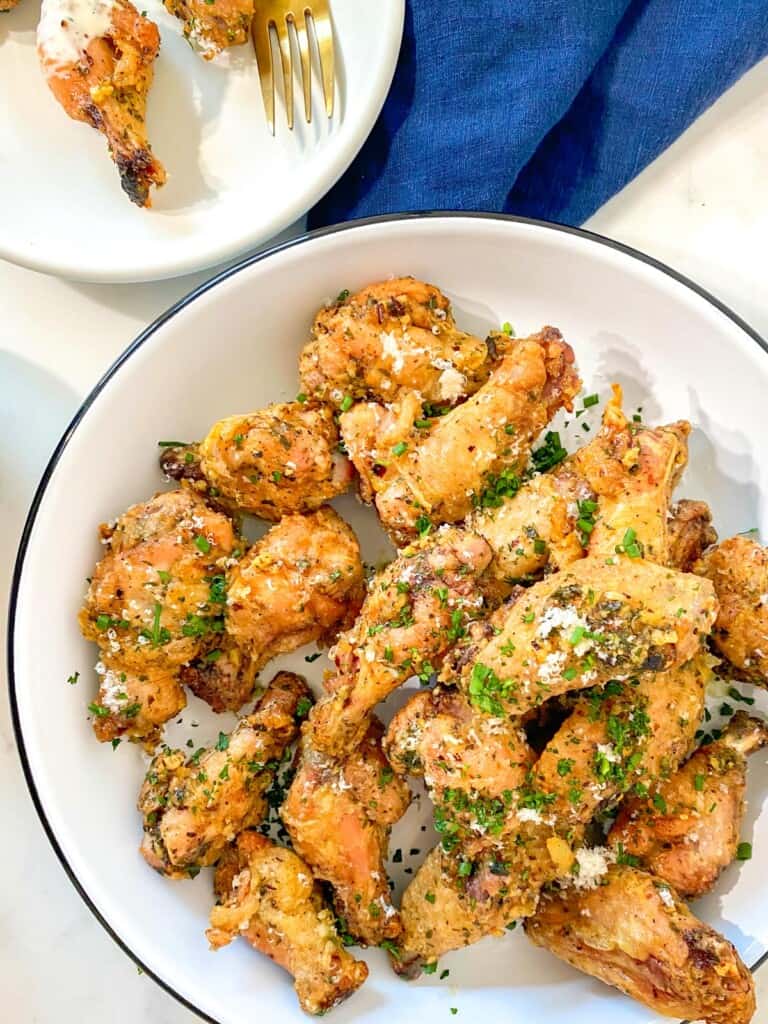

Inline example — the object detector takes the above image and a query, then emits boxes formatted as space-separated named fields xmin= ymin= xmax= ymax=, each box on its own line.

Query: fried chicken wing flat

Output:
xmin=454 ymin=555 xmax=716 ymax=717
xmin=308 ymin=526 xmax=493 ymax=757
xmin=525 ymin=864 xmax=755 ymax=1024
xmin=340 ymin=327 xmax=581 ymax=545
xmin=160 ymin=402 xmax=354 ymax=521
xmin=393 ymin=656 xmax=709 ymax=973
xmin=282 ymin=719 xmax=411 ymax=946
xmin=37 ymin=0 xmax=166 ymax=207
xmin=609 ymin=710 xmax=768 ymax=899
xmin=79 ymin=489 xmax=238 ymax=744
xmin=164 ymin=0 xmax=251 ymax=59
xmin=299 ymin=278 xmax=505 ymax=409
xmin=208 ymin=832 xmax=368 ymax=1015
xmin=696 ymin=535 xmax=768 ymax=685
xmin=138 ymin=671 xmax=309 ymax=878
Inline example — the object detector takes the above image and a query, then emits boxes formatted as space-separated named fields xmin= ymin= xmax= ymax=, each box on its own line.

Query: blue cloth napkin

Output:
xmin=310 ymin=0 xmax=768 ymax=228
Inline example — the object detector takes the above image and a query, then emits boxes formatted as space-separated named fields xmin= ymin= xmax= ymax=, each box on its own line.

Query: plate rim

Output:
xmin=8 ymin=210 xmax=768 ymax=1022
xmin=0 ymin=1 xmax=405 ymax=284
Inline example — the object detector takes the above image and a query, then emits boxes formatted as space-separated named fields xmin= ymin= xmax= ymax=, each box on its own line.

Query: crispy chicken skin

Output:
xmin=90 ymin=659 xmax=186 ymax=749
xmin=341 ymin=327 xmax=581 ymax=545
xmin=80 ymin=489 xmax=237 ymax=744
xmin=164 ymin=0 xmax=251 ymax=59
xmin=668 ymin=499 xmax=717 ymax=572
xmin=178 ymin=507 xmax=363 ymax=713
xmin=299 ymin=278 xmax=502 ymax=408
xmin=282 ymin=719 xmax=411 ymax=946
xmin=454 ymin=556 xmax=716 ymax=717
xmin=208 ymin=832 xmax=368 ymax=1015
xmin=227 ymin=506 xmax=364 ymax=667
xmin=308 ymin=526 xmax=493 ymax=757
xmin=138 ymin=672 xmax=309 ymax=877
xmin=610 ymin=710 xmax=768 ymax=898
xmin=696 ymin=535 xmax=768 ymax=685
xmin=526 ymin=864 xmax=755 ymax=1024
xmin=38 ymin=0 xmax=166 ymax=207
xmin=160 ymin=403 xmax=354 ymax=521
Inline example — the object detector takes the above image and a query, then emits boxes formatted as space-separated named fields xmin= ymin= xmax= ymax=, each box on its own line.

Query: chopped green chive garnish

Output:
xmin=194 ymin=535 xmax=211 ymax=554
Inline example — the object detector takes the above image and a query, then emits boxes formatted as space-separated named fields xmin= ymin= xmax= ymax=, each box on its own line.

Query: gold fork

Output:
xmin=252 ymin=0 xmax=335 ymax=134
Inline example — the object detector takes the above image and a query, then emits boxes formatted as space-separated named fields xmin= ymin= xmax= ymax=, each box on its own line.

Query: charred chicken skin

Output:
xmin=138 ymin=671 xmax=309 ymax=877
xmin=38 ymin=0 xmax=166 ymax=206
xmin=208 ymin=832 xmax=368 ymax=1015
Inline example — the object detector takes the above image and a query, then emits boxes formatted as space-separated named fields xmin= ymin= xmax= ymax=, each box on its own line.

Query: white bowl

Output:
xmin=0 ymin=0 xmax=403 ymax=282
xmin=10 ymin=214 xmax=768 ymax=1024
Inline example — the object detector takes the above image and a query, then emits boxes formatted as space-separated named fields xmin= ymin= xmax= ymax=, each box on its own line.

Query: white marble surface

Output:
xmin=2 ymin=54 xmax=768 ymax=1023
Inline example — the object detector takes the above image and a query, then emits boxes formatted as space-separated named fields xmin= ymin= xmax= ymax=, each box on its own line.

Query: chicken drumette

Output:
xmin=697 ymin=535 xmax=768 ymax=685
xmin=308 ymin=526 xmax=493 ymax=758
xmin=526 ymin=864 xmax=755 ymax=1024
xmin=341 ymin=327 xmax=581 ymax=545
xmin=282 ymin=718 xmax=411 ymax=947
xmin=299 ymin=278 xmax=504 ymax=409
xmin=138 ymin=671 xmax=309 ymax=877
xmin=208 ymin=832 xmax=368 ymax=1015
xmin=181 ymin=506 xmax=364 ymax=712
xmin=38 ymin=0 xmax=166 ymax=206
xmin=79 ymin=489 xmax=238 ymax=746
xmin=160 ymin=402 xmax=354 ymax=521
xmin=609 ymin=710 xmax=768 ymax=898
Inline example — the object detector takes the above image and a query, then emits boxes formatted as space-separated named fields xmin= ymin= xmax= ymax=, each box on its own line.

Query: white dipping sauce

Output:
xmin=37 ymin=0 xmax=117 ymax=69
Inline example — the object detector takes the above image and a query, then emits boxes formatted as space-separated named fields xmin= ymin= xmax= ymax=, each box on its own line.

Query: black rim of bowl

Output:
xmin=8 ymin=211 xmax=768 ymax=1023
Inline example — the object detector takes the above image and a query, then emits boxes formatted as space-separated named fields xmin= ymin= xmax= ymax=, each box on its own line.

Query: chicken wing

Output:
xmin=160 ymin=402 xmax=354 ymax=521
xmin=668 ymin=498 xmax=717 ymax=572
xmin=308 ymin=526 xmax=493 ymax=758
xmin=696 ymin=535 xmax=768 ymax=685
xmin=37 ymin=0 xmax=166 ymax=207
xmin=1 ymin=0 xmax=20 ymax=10
xmin=208 ymin=832 xmax=368 ymax=1015
xmin=299 ymin=278 xmax=502 ymax=408
xmin=80 ymin=489 xmax=238 ymax=744
xmin=282 ymin=719 xmax=411 ymax=946
xmin=164 ymin=0 xmax=251 ymax=59
xmin=385 ymin=687 xmax=535 ymax=802
xmin=526 ymin=864 xmax=755 ymax=1024
xmin=138 ymin=671 xmax=308 ymax=877
xmin=394 ymin=655 xmax=709 ymax=973
xmin=453 ymin=556 xmax=716 ymax=718
xmin=341 ymin=327 xmax=581 ymax=545
xmin=609 ymin=710 xmax=768 ymax=898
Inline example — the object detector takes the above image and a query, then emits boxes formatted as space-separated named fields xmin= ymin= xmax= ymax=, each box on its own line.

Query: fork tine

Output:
xmin=252 ymin=16 xmax=275 ymax=135
xmin=274 ymin=15 xmax=294 ymax=130
xmin=293 ymin=10 xmax=312 ymax=123
xmin=310 ymin=2 xmax=335 ymax=118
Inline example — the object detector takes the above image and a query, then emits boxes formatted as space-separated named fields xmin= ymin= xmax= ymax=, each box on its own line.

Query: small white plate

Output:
xmin=0 ymin=0 xmax=403 ymax=282
xmin=10 ymin=214 xmax=768 ymax=1024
